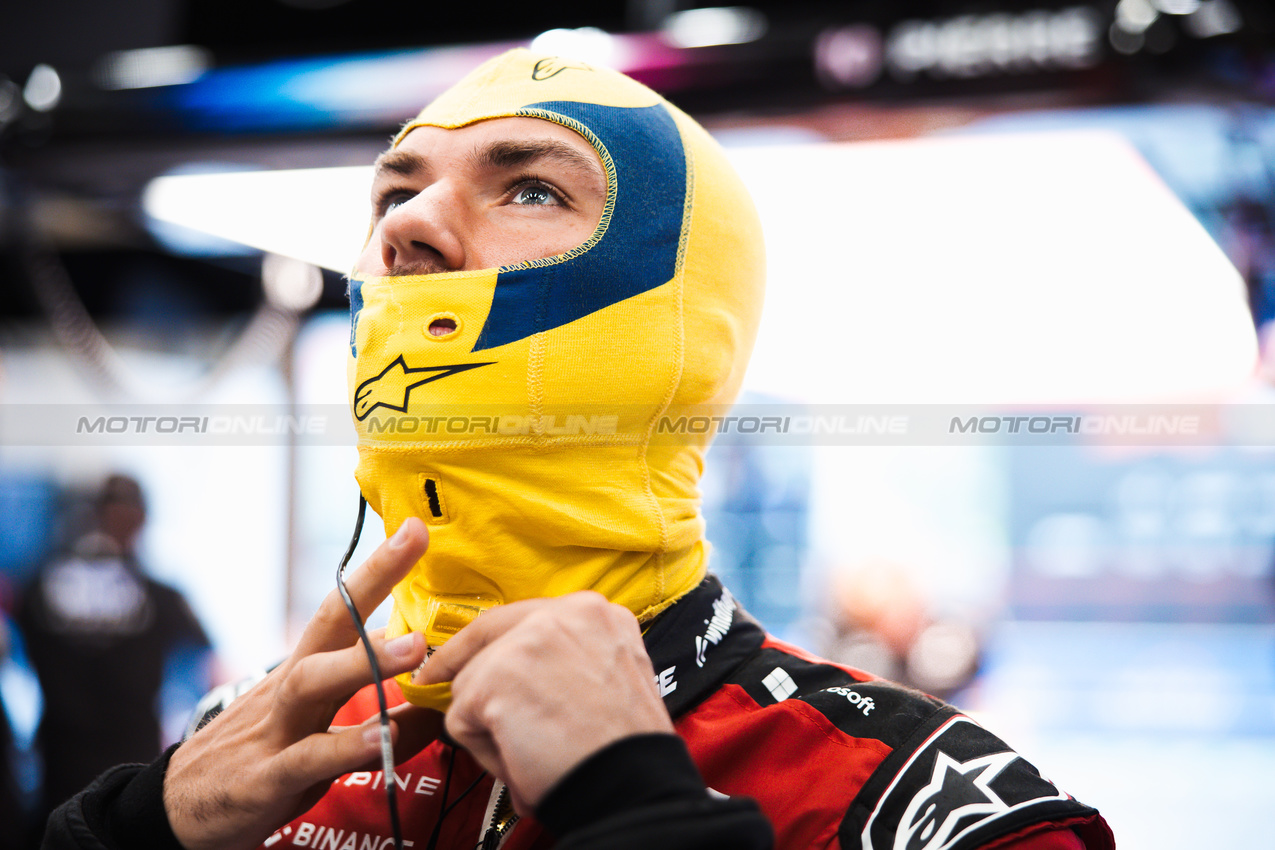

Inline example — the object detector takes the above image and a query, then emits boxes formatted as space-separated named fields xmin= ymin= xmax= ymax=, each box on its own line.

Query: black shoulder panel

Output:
xmin=841 ymin=714 xmax=1100 ymax=850
xmin=729 ymin=645 xmax=950 ymax=748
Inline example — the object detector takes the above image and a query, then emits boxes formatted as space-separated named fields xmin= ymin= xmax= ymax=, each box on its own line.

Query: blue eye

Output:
xmin=383 ymin=192 xmax=413 ymax=214
xmin=511 ymin=183 xmax=561 ymax=206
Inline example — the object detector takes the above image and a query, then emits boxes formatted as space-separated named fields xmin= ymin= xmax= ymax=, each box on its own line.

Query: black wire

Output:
xmin=442 ymin=763 xmax=488 ymax=822
xmin=424 ymin=745 xmax=457 ymax=850
xmin=336 ymin=494 xmax=404 ymax=850
xmin=424 ymin=745 xmax=490 ymax=850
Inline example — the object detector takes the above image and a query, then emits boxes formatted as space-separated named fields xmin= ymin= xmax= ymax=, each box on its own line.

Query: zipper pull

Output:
xmin=480 ymin=783 xmax=519 ymax=849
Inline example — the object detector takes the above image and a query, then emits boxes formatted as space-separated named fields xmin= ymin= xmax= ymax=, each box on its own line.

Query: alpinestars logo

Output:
xmin=859 ymin=716 xmax=1074 ymax=850
xmin=894 ymin=751 xmax=1018 ymax=850
xmin=353 ymin=355 xmax=495 ymax=420
xmin=694 ymin=589 xmax=736 ymax=667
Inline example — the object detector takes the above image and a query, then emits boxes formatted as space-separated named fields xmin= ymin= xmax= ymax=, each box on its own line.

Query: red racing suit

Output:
xmin=238 ymin=576 xmax=1113 ymax=850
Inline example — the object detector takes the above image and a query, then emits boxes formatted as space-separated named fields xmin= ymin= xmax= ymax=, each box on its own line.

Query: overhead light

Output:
xmin=23 ymin=64 xmax=62 ymax=112
xmin=1109 ymin=22 xmax=1146 ymax=54
xmin=1185 ymin=0 xmax=1242 ymax=37
xmin=1116 ymin=0 xmax=1159 ymax=33
xmin=815 ymin=25 xmax=885 ymax=90
xmin=141 ymin=166 xmax=372 ymax=272
xmin=662 ymin=7 xmax=768 ymax=49
xmin=1152 ymin=0 xmax=1201 ymax=14
xmin=93 ymin=45 xmax=212 ymax=91
xmin=529 ymin=28 xmax=618 ymax=67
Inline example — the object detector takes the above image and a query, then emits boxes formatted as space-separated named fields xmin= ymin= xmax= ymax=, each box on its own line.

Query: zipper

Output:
xmin=478 ymin=780 xmax=519 ymax=849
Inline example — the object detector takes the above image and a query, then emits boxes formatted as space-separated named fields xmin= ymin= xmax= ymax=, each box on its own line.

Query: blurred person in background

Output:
xmin=18 ymin=474 xmax=214 ymax=838
xmin=44 ymin=52 xmax=1111 ymax=850
xmin=815 ymin=559 xmax=983 ymax=703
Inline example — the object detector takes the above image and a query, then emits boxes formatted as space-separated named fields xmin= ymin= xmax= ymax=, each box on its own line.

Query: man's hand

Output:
xmin=163 ymin=518 xmax=438 ymax=850
xmin=417 ymin=592 xmax=675 ymax=814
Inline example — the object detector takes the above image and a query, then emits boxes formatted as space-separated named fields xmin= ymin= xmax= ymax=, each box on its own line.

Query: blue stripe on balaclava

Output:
xmin=472 ymin=101 xmax=688 ymax=352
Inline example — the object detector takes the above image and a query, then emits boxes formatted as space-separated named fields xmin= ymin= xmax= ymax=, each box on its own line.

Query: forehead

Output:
xmin=382 ymin=116 xmax=604 ymax=177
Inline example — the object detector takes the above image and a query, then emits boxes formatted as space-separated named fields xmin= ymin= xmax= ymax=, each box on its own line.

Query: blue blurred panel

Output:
xmin=148 ymin=44 xmax=511 ymax=133
xmin=0 ymin=476 xmax=57 ymax=583
xmin=159 ymin=53 xmax=396 ymax=132
xmin=702 ymin=397 xmax=813 ymax=635
xmin=980 ymin=620 xmax=1275 ymax=736
xmin=1006 ymin=445 xmax=1275 ymax=623
xmin=975 ymin=620 xmax=1275 ymax=849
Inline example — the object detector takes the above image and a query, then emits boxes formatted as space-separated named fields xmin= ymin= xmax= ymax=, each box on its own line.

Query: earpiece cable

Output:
xmin=336 ymin=494 xmax=404 ymax=850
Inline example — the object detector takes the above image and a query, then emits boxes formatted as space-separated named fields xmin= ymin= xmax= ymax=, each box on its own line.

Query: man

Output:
xmin=44 ymin=50 xmax=1113 ymax=849
xmin=21 ymin=474 xmax=213 ymax=833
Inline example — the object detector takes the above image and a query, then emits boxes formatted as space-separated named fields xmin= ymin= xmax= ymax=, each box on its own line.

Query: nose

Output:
xmin=377 ymin=184 xmax=467 ymax=273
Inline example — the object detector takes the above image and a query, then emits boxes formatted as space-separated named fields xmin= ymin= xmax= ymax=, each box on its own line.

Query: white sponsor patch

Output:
xmin=762 ymin=666 xmax=798 ymax=702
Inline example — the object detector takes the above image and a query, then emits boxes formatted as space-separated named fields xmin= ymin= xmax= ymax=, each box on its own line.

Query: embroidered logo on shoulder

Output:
xmin=860 ymin=716 xmax=1072 ymax=850
xmin=896 ymin=750 xmax=1018 ymax=849
xmin=826 ymin=686 xmax=876 ymax=717
xmin=762 ymin=667 xmax=797 ymax=702
xmin=694 ymin=587 xmax=736 ymax=667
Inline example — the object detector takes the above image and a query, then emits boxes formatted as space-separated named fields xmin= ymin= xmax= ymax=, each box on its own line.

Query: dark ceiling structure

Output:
xmin=1 ymin=0 xmax=1272 ymax=321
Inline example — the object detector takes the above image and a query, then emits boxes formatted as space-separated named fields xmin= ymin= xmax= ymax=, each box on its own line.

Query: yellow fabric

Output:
xmin=347 ymin=48 xmax=765 ymax=709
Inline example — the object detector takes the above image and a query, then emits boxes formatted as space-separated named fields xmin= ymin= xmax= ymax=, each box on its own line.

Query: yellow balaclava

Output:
xmin=347 ymin=49 xmax=764 ymax=709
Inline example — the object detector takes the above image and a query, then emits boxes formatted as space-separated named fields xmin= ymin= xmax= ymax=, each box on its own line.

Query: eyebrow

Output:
xmin=372 ymin=149 xmax=427 ymax=178
xmin=472 ymin=138 xmax=603 ymax=180
xmin=372 ymin=138 xmax=604 ymax=184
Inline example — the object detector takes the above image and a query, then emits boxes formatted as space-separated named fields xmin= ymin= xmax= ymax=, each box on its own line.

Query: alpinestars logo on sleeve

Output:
xmin=895 ymin=750 xmax=1018 ymax=850
xmin=857 ymin=716 xmax=1075 ymax=850
xmin=353 ymin=355 xmax=495 ymax=420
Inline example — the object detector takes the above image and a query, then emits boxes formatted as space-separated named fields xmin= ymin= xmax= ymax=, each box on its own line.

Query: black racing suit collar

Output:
xmin=643 ymin=574 xmax=766 ymax=719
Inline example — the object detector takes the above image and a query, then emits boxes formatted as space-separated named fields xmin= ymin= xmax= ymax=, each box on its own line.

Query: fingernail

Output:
xmin=390 ymin=522 xmax=411 ymax=547
xmin=362 ymin=722 xmax=381 ymax=745
xmin=386 ymin=633 xmax=418 ymax=658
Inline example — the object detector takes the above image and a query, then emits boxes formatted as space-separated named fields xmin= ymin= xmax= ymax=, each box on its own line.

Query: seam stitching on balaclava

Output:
xmin=512 ymin=111 xmax=617 ymax=444
xmin=527 ymin=202 xmax=551 ymax=439
xmin=357 ymin=434 xmax=643 ymax=453
xmin=509 ymin=111 xmax=616 ymax=272
xmin=528 ymin=329 xmax=546 ymax=437
xmin=388 ymin=278 xmax=407 ymax=360
xmin=636 ymin=120 xmax=697 ymax=618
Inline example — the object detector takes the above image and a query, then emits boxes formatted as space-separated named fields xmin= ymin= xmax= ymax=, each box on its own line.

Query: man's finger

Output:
xmin=280 ymin=631 xmax=427 ymax=724
xmin=297 ymin=517 xmax=429 ymax=656
xmin=442 ymin=714 xmax=508 ymax=794
xmin=272 ymin=720 xmax=393 ymax=796
xmin=414 ymin=595 xmax=570 ymax=685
